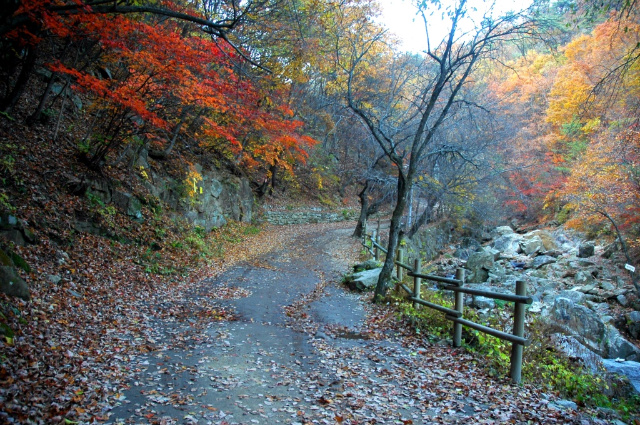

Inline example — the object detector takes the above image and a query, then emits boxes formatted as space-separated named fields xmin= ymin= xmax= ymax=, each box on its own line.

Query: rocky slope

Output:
xmin=434 ymin=225 xmax=640 ymax=390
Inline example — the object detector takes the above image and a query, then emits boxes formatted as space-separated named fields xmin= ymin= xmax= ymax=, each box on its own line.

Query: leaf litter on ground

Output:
xmin=0 ymin=220 xmax=617 ymax=424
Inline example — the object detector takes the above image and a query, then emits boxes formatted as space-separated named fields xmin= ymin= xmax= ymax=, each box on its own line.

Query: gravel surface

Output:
xmin=105 ymin=222 xmax=589 ymax=425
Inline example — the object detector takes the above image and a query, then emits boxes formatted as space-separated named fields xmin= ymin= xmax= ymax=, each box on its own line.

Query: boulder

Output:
xmin=532 ymin=255 xmax=556 ymax=269
xmin=353 ymin=259 xmax=383 ymax=272
xmin=557 ymin=290 xmax=586 ymax=304
xmin=488 ymin=262 xmax=506 ymax=282
xmin=552 ymin=333 xmax=605 ymax=372
xmin=346 ymin=268 xmax=382 ymax=291
xmin=578 ymin=242 xmax=595 ymax=258
xmin=628 ymin=311 xmax=640 ymax=339
xmin=0 ymin=248 xmax=11 ymax=266
xmin=473 ymin=296 xmax=495 ymax=309
xmin=0 ymin=213 xmax=36 ymax=247
xmin=602 ymin=359 xmax=640 ymax=393
xmin=492 ymin=234 xmax=522 ymax=257
xmin=617 ymin=294 xmax=629 ymax=307
xmin=606 ymin=325 xmax=640 ymax=361
xmin=465 ymin=250 xmax=495 ymax=283
xmin=112 ymin=191 xmax=143 ymax=219
xmin=453 ymin=247 xmax=474 ymax=260
xmin=460 ymin=237 xmax=481 ymax=250
xmin=0 ymin=266 xmax=30 ymax=300
xmin=551 ymin=297 xmax=606 ymax=355
xmin=484 ymin=247 xmax=501 ymax=261
xmin=0 ymin=229 xmax=25 ymax=246
xmin=600 ymin=281 xmax=615 ymax=291
xmin=494 ymin=226 xmax=515 ymax=236
xmin=526 ymin=230 xmax=559 ymax=251
xmin=576 ymin=283 xmax=597 ymax=294
xmin=521 ymin=235 xmax=545 ymax=256
xmin=574 ymin=270 xmax=594 ymax=286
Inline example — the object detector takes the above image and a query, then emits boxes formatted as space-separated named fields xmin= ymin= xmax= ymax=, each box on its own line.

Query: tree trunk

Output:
xmin=26 ymin=72 xmax=57 ymax=125
xmin=373 ymin=175 xmax=407 ymax=301
xmin=353 ymin=181 xmax=371 ymax=238
xmin=1 ymin=44 xmax=38 ymax=113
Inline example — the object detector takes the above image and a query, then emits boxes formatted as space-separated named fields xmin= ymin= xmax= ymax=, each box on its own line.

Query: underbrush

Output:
xmin=389 ymin=286 xmax=640 ymax=420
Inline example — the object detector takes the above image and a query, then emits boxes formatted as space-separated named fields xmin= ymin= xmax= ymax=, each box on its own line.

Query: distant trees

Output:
xmin=337 ymin=0 xmax=536 ymax=300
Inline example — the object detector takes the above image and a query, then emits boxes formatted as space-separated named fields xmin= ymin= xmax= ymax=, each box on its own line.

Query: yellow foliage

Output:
xmin=184 ymin=166 xmax=203 ymax=204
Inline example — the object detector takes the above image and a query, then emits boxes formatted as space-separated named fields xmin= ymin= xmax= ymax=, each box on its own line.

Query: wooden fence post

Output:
xmin=413 ymin=258 xmax=422 ymax=309
xmin=375 ymin=232 xmax=381 ymax=261
xmin=453 ymin=268 xmax=465 ymax=347
xmin=396 ymin=247 xmax=404 ymax=282
xmin=510 ymin=280 xmax=526 ymax=384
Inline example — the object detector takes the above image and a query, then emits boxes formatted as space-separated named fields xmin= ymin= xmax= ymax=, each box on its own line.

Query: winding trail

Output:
xmin=108 ymin=222 xmax=585 ymax=425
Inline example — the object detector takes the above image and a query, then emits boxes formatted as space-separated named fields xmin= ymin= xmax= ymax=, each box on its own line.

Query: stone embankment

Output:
xmin=263 ymin=209 xmax=356 ymax=225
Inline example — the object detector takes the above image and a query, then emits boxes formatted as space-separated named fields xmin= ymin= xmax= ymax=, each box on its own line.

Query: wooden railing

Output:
xmin=362 ymin=231 xmax=532 ymax=383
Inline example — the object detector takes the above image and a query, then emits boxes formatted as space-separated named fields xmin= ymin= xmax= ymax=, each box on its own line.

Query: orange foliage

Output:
xmin=9 ymin=0 xmax=318 ymax=179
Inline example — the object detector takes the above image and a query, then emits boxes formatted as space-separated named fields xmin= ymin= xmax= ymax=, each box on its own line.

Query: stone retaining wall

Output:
xmin=264 ymin=210 xmax=356 ymax=225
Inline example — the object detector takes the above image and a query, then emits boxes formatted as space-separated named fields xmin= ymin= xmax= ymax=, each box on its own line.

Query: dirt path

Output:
xmin=107 ymin=222 xmax=585 ymax=425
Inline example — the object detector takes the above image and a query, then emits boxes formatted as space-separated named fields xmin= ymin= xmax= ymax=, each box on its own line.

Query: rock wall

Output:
xmin=145 ymin=165 xmax=254 ymax=231
xmin=84 ymin=162 xmax=254 ymax=232
xmin=264 ymin=210 xmax=356 ymax=225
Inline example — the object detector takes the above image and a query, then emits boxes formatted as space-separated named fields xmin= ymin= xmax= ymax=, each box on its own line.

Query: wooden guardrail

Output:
xmin=361 ymin=231 xmax=532 ymax=383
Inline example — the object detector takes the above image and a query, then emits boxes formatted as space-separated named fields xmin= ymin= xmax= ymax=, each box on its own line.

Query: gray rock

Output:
xmin=602 ymin=242 xmax=617 ymax=259
xmin=617 ymin=294 xmax=629 ymax=307
xmin=600 ymin=281 xmax=615 ymax=291
xmin=551 ymin=297 xmax=606 ymax=354
xmin=460 ymin=237 xmax=481 ymax=250
xmin=465 ymin=250 xmax=495 ymax=283
xmin=353 ymin=260 xmax=382 ymax=272
xmin=0 ymin=229 xmax=25 ymax=246
xmin=557 ymin=290 xmax=586 ymax=304
xmin=0 ymin=266 xmax=30 ymax=300
xmin=484 ymin=247 xmax=501 ymax=261
xmin=606 ymin=325 xmax=640 ymax=361
xmin=532 ymin=255 xmax=556 ymax=269
xmin=551 ymin=400 xmax=577 ymax=410
xmin=492 ymin=234 xmax=522 ymax=257
xmin=347 ymin=268 xmax=382 ymax=291
xmin=87 ymin=179 xmax=112 ymax=204
xmin=473 ymin=296 xmax=495 ymax=309
xmin=494 ymin=226 xmax=515 ymax=236
xmin=578 ymin=242 xmax=595 ymax=258
xmin=529 ymin=301 xmax=544 ymax=314
xmin=0 ymin=213 xmax=18 ymax=229
xmin=521 ymin=235 xmax=545 ymax=256
xmin=47 ymin=274 xmax=62 ymax=285
xmin=0 ymin=249 xmax=10 ymax=266
xmin=488 ymin=262 xmax=506 ymax=282
xmin=551 ymin=333 xmax=604 ymax=372
xmin=629 ymin=311 xmax=640 ymax=340
xmin=67 ymin=289 xmax=82 ymax=298
xmin=453 ymin=247 xmax=474 ymax=260
xmin=526 ymin=230 xmax=559 ymax=251
xmin=575 ymin=270 xmax=594 ymax=286
xmin=576 ymin=283 xmax=597 ymax=294
xmin=112 ymin=191 xmax=143 ymax=219
xmin=602 ymin=359 xmax=640 ymax=393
